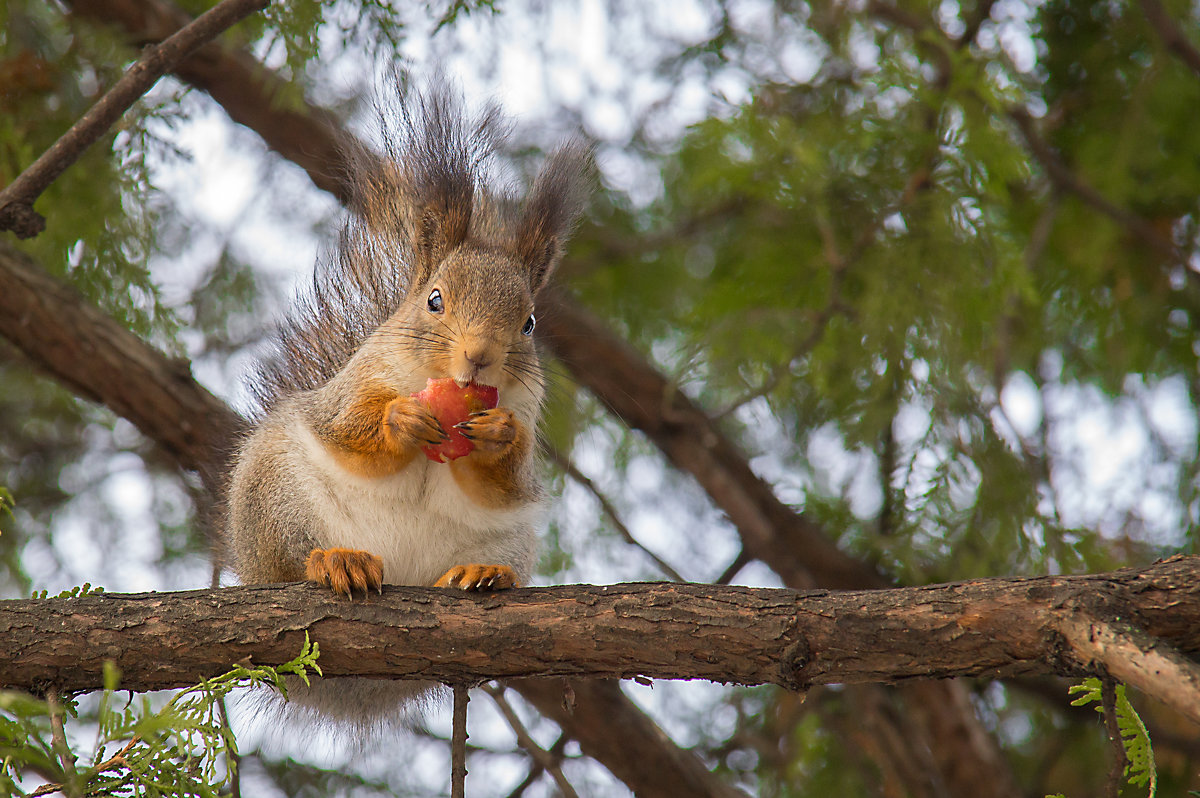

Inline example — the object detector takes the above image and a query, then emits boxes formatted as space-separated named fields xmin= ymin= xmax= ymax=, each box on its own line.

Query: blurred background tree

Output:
xmin=1 ymin=0 xmax=1198 ymax=795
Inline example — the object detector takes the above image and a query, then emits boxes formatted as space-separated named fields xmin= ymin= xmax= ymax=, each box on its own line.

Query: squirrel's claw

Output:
xmin=451 ymin=408 xmax=515 ymax=453
xmin=386 ymin=397 xmax=449 ymax=451
xmin=434 ymin=563 xmax=519 ymax=591
xmin=306 ymin=547 xmax=384 ymax=597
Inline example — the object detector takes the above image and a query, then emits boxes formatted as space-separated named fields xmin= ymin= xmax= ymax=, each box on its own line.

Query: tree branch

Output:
xmin=0 ymin=240 xmax=242 ymax=495
xmin=0 ymin=238 xmax=737 ymax=798
xmin=3 ymin=557 xmax=1198 ymax=720
xmin=1139 ymin=0 xmax=1200 ymax=79
xmin=24 ymin=4 xmax=1021 ymax=795
xmin=0 ymin=0 xmax=269 ymax=238
xmin=512 ymin=677 xmax=750 ymax=798
xmin=12 ymin=5 xmax=1084 ymax=796
xmin=544 ymin=445 xmax=688 ymax=582
xmin=1007 ymin=107 xmax=1183 ymax=265
xmin=65 ymin=0 xmax=357 ymax=204
xmin=537 ymin=287 xmax=886 ymax=592
xmin=482 ymin=684 xmax=579 ymax=798
xmin=1060 ymin=614 xmax=1200 ymax=722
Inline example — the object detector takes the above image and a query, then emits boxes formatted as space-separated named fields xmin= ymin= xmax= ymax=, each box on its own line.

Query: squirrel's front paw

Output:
xmin=453 ymin=408 xmax=516 ymax=454
xmin=434 ymin=564 xmax=519 ymax=591
xmin=385 ymin=396 xmax=448 ymax=450
xmin=306 ymin=548 xmax=384 ymax=597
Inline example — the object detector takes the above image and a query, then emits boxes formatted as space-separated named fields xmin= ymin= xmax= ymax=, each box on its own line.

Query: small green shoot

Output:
xmin=0 ymin=632 xmax=320 ymax=797
xmin=1069 ymin=677 xmax=1157 ymax=798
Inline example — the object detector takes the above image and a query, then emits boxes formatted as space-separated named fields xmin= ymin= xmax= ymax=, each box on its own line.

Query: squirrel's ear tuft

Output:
xmin=405 ymin=84 xmax=504 ymax=277
xmin=515 ymin=140 xmax=592 ymax=293
xmin=407 ymin=85 xmax=507 ymax=281
xmin=352 ymin=77 xmax=509 ymax=286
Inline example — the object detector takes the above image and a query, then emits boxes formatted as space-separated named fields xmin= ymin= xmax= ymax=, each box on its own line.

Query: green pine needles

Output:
xmin=1068 ymin=677 xmax=1157 ymax=798
xmin=0 ymin=633 xmax=320 ymax=798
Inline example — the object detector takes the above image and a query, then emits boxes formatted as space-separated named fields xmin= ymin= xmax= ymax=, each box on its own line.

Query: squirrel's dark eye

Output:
xmin=427 ymin=288 xmax=444 ymax=314
xmin=522 ymin=314 xmax=536 ymax=336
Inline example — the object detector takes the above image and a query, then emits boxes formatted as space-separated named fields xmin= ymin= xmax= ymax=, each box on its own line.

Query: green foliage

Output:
xmin=1068 ymin=677 xmax=1157 ymax=797
xmin=29 ymin=583 xmax=104 ymax=600
xmin=0 ymin=1 xmax=182 ymax=343
xmin=0 ymin=634 xmax=320 ymax=797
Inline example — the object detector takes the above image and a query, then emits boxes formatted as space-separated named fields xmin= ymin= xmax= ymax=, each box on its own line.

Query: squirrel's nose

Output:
xmin=464 ymin=350 xmax=492 ymax=370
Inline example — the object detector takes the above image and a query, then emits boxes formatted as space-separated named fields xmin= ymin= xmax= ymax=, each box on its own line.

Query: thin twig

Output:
xmin=713 ymin=549 xmax=751 ymax=585
xmin=1139 ymin=0 xmax=1200 ymax=78
xmin=0 ymin=0 xmax=269 ymax=238
xmin=1100 ymin=677 xmax=1128 ymax=798
xmin=46 ymin=693 xmax=80 ymax=798
xmin=502 ymin=766 xmax=542 ymax=798
xmin=87 ymin=736 xmax=139 ymax=776
xmin=545 ymin=445 xmax=689 ymax=582
xmin=1008 ymin=107 xmax=1183 ymax=265
xmin=217 ymin=697 xmax=241 ymax=798
xmin=451 ymin=685 xmax=469 ymax=798
xmin=710 ymin=357 xmax=794 ymax=420
xmin=483 ymin=684 xmax=580 ymax=798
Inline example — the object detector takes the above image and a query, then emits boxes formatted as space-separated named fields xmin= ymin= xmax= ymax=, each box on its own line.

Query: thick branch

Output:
xmin=0 ymin=0 xmax=269 ymax=238
xmin=0 ymin=221 xmax=736 ymax=798
xmin=0 ymin=241 xmax=242 ymax=492
xmin=3 ymin=557 xmax=1199 ymax=720
xmin=24 ymin=5 xmax=1019 ymax=795
xmin=1060 ymin=615 xmax=1200 ymax=721
xmin=0 ymin=3 xmax=1022 ymax=796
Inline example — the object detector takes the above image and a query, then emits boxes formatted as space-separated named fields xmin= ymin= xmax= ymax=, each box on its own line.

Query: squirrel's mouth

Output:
xmin=450 ymin=361 xmax=500 ymax=390
xmin=450 ymin=375 xmax=499 ymax=397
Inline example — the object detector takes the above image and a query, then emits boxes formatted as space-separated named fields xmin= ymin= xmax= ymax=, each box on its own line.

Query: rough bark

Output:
xmin=3 ymin=558 xmax=1199 ymax=718
xmin=0 ymin=242 xmax=739 ymax=798
xmin=21 ymin=4 xmax=1019 ymax=794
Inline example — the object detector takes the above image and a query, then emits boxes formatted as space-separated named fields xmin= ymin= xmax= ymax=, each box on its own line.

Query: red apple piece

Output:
xmin=411 ymin=378 xmax=500 ymax=462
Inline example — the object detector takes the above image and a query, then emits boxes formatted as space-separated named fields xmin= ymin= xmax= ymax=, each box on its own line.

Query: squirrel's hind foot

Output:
xmin=434 ymin=564 xmax=519 ymax=591
xmin=306 ymin=547 xmax=384 ymax=597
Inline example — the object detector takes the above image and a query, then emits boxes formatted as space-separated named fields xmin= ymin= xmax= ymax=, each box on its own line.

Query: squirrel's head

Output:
xmin=370 ymin=130 xmax=591 ymax=403
xmin=406 ymin=245 xmax=543 ymax=392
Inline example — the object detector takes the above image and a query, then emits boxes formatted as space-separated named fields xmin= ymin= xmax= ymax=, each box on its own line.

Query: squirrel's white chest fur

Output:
xmin=292 ymin=420 xmax=541 ymax=586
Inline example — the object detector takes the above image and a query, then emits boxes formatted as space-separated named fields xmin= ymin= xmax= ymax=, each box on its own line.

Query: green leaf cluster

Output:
xmin=0 ymin=634 xmax=320 ymax=797
xmin=1068 ymin=677 xmax=1157 ymax=797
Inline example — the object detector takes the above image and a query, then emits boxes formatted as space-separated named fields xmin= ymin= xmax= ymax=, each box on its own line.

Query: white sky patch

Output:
xmin=999 ymin=370 xmax=1042 ymax=439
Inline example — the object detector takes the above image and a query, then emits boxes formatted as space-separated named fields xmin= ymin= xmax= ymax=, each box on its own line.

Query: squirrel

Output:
xmin=224 ymin=81 xmax=589 ymax=723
